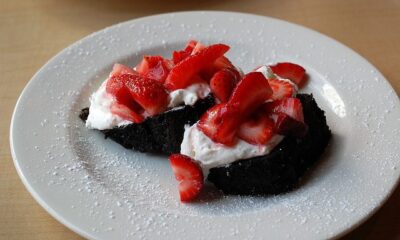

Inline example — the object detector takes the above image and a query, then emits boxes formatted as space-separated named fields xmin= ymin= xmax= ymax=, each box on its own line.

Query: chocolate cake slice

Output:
xmin=80 ymin=95 xmax=215 ymax=154
xmin=207 ymin=94 xmax=331 ymax=195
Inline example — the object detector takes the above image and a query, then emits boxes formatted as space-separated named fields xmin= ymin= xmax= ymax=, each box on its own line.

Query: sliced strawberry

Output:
xmin=198 ymin=72 xmax=273 ymax=146
xmin=172 ymin=50 xmax=191 ymax=65
xmin=209 ymin=68 xmax=238 ymax=102
xmin=110 ymin=102 xmax=144 ymax=123
xmin=270 ymin=62 xmax=306 ymax=87
xmin=184 ymin=41 xmax=237 ymax=80
xmin=165 ymin=44 xmax=230 ymax=90
xmin=106 ymin=75 xmax=133 ymax=106
xmin=191 ymin=41 xmax=206 ymax=55
xmin=229 ymin=72 xmax=273 ymax=116
xmin=197 ymin=104 xmax=224 ymax=138
xmin=106 ymin=75 xmax=145 ymax=113
xmin=197 ymin=103 xmax=241 ymax=146
xmin=169 ymin=154 xmax=204 ymax=202
xmin=172 ymin=40 xmax=199 ymax=64
xmin=121 ymin=74 xmax=168 ymax=116
xmin=237 ymin=113 xmax=275 ymax=145
xmin=184 ymin=40 xmax=198 ymax=52
xmin=263 ymin=98 xmax=308 ymax=137
xmin=109 ymin=63 xmax=137 ymax=78
xmin=268 ymin=78 xmax=296 ymax=101
xmin=264 ymin=97 xmax=305 ymax=122
xmin=271 ymin=113 xmax=308 ymax=137
xmin=214 ymin=56 xmax=235 ymax=70
xmin=135 ymin=56 xmax=172 ymax=83
xmin=201 ymin=55 xmax=237 ymax=80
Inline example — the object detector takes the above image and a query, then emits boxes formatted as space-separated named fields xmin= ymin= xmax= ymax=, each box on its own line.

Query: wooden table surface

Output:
xmin=1 ymin=0 xmax=399 ymax=239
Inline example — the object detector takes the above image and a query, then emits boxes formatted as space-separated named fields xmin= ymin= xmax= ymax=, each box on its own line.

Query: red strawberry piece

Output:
xmin=172 ymin=40 xmax=199 ymax=64
xmin=110 ymin=102 xmax=144 ymax=123
xmin=191 ymin=41 xmax=206 ymax=55
xmin=185 ymin=41 xmax=237 ymax=80
xmin=237 ymin=112 xmax=275 ymax=145
xmin=269 ymin=62 xmax=306 ymax=87
xmin=200 ymin=58 xmax=240 ymax=81
xmin=271 ymin=113 xmax=308 ymax=137
xmin=209 ymin=68 xmax=239 ymax=102
xmin=165 ymin=44 xmax=230 ymax=90
xmin=109 ymin=63 xmax=137 ymax=78
xmin=184 ymin=40 xmax=198 ymax=52
xmin=169 ymin=154 xmax=204 ymax=202
xmin=229 ymin=72 xmax=273 ymax=116
xmin=198 ymin=72 xmax=273 ymax=146
xmin=106 ymin=75 xmax=145 ymax=114
xmin=265 ymin=97 xmax=305 ymax=122
xmin=172 ymin=50 xmax=191 ymax=65
xmin=197 ymin=104 xmax=224 ymax=138
xmin=263 ymin=98 xmax=308 ymax=137
xmin=135 ymin=56 xmax=172 ymax=83
xmin=122 ymin=74 xmax=168 ymax=116
xmin=214 ymin=56 xmax=235 ymax=70
xmin=197 ymin=103 xmax=241 ymax=146
xmin=268 ymin=78 xmax=296 ymax=101
xmin=106 ymin=75 xmax=133 ymax=106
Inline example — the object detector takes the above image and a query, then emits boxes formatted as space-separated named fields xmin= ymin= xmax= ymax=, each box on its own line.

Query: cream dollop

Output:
xmin=85 ymin=81 xmax=131 ymax=130
xmin=180 ymin=124 xmax=284 ymax=170
xmin=167 ymin=83 xmax=210 ymax=108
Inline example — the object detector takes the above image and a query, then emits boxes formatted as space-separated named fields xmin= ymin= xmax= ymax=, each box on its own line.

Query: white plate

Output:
xmin=10 ymin=11 xmax=400 ymax=240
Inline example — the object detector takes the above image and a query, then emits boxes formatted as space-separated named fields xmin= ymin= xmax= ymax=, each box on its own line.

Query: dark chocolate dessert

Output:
xmin=80 ymin=95 xmax=215 ymax=154
xmin=207 ymin=94 xmax=331 ymax=195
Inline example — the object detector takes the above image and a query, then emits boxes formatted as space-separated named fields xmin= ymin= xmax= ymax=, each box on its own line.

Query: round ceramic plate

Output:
xmin=10 ymin=11 xmax=400 ymax=240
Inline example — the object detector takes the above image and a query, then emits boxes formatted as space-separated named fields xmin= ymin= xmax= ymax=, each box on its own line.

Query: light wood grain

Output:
xmin=1 ymin=0 xmax=399 ymax=239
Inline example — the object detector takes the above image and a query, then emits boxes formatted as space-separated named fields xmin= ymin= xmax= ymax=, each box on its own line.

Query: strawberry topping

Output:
xmin=106 ymin=74 xmax=144 ymax=114
xmin=124 ymin=74 xmax=169 ymax=116
xmin=110 ymin=102 xmax=144 ymax=123
xmin=198 ymin=72 xmax=273 ymax=146
xmin=263 ymin=98 xmax=308 ymax=137
xmin=191 ymin=41 xmax=206 ymax=54
xmin=197 ymin=104 xmax=241 ymax=146
xmin=165 ymin=44 xmax=230 ymax=90
xmin=172 ymin=50 xmax=191 ymax=65
xmin=237 ymin=113 xmax=275 ymax=145
xmin=264 ymin=97 xmax=305 ymax=122
xmin=109 ymin=63 xmax=137 ymax=78
xmin=184 ymin=40 xmax=198 ymax=52
xmin=209 ymin=68 xmax=239 ymax=102
xmin=103 ymin=41 xmax=308 ymax=145
xmin=268 ymin=78 xmax=296 ymax=101
xmin=172 ymin=40 xmax=199 ymax=64
xmin=229 ymin=72 xmax=273 ymax=116
xmin=271 ymin=113 xmax=308 ymax=137
xmin=135 ymin=56 xmax=172 ymax=83
xmin=169 ymin=154 xmax=204 ymax=202
xmin=270 ymin=62 xmax=306 ymax=87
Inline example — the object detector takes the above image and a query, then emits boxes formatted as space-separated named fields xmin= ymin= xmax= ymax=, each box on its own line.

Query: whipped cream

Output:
xmin=86 ymin=79 xmax=210 ymax=130
xmin=85 ymin=81 xmax=131 ymax=130
xmin=167 ymin=83 xmax=210 ymax=108
xmin=181 ymin=124 xmax=284 ymax=170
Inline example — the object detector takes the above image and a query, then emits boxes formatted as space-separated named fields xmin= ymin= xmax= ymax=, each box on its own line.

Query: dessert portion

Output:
xmin=80 ymin=39 xmax=331 ymax=202
xmin=80 ymin=40 xmax=240 ymax=154
xmin=169 ymin=63 xmax=331 ymax=202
